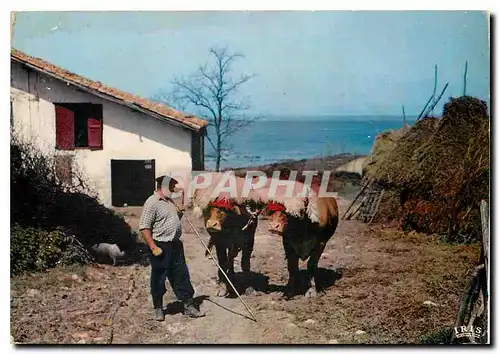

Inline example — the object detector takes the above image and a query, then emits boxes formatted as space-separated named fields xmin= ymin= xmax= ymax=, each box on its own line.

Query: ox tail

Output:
xmin=316 ymin=197 xmax=339 ymax=228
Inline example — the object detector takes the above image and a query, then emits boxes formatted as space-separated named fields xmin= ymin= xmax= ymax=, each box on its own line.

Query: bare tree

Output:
xmin=157 ymin=47 xmax=258 ymax=171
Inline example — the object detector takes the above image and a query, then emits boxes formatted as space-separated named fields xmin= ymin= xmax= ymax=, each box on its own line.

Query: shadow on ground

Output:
xmin=118 ymin=242 xmax=152 ymax=267
xmin=266 ymin=267 xmax=343 ymax=296
xmin=219 ymin=268 xmax=342 ymax=298
xmin=164 ymin=295 xmax=210 ymax=316
xmin=218 ymin=271 xmax=270 ymax=299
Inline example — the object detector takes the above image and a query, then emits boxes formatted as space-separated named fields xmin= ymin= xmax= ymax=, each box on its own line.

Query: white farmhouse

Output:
xmin=10 ymin=49 xmax=207 ymax=207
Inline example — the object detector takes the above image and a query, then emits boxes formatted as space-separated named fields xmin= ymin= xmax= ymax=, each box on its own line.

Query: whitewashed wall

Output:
xmin=11 ymin=61 xmax=193 ymax=207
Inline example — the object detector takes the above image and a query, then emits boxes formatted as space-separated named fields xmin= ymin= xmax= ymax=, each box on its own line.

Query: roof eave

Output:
xmin=11 ymin=55 xmax=207 ymax=132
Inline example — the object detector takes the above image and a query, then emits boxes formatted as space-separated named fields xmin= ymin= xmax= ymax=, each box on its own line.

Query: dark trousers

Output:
xmin=150 ymin=240 xmax=195 ymax=302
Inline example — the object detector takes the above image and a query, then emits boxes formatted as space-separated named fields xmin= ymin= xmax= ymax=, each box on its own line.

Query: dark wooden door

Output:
xmin=111 ymin=159 xmax=155 ymax=207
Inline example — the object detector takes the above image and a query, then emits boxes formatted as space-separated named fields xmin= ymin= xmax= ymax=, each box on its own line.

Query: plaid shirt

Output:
xmin=139 ymin=192 xmax=183 ymax=242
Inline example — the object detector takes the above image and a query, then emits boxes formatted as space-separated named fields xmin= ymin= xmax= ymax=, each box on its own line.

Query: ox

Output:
xmin=267 ymin=196 xmax=339 ymax=298
xmin=196 ymin=196 xmax=260 ymax=297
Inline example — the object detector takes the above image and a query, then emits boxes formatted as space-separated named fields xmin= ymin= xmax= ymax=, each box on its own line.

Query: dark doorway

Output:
xmin=111 ymin=159 xmax=155 ymax=207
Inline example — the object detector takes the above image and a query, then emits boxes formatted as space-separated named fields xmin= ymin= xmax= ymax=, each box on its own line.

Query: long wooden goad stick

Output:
xmin=179 ymin=209 xmax=258 ymax=323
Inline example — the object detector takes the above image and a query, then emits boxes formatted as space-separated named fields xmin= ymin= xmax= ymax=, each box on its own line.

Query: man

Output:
xmin=139 ymin=175 xmax=205 ymax=321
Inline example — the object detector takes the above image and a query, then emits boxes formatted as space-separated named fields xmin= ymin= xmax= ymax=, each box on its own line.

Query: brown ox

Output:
xmin=267 ymin=196 xmax=339 ymax=298
xmin=201 ymin=198 xmax=260 ymax=297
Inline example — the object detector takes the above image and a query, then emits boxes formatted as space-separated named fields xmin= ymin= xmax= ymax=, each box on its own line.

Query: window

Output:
xmin=55 ymin=103 xmax=103 ymax=150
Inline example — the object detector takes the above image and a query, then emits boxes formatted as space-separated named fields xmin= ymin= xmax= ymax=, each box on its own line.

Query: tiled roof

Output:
xmin=11 ymin=49 xmax=208 ymax=131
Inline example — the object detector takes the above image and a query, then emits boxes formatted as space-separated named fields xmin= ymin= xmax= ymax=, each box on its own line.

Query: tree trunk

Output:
xmin=215 ymin=154 xmax=221 ymax=172
xmin=215 ymin=137 xmax=221 ymax=172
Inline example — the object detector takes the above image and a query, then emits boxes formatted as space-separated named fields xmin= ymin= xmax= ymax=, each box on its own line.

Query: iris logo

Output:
xmin=453 ymin=326 xmax=485 ymax=339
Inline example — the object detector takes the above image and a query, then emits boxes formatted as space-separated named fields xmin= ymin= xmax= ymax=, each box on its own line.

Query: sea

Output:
xmin=204 ymin=116 xmax=416 ymax=170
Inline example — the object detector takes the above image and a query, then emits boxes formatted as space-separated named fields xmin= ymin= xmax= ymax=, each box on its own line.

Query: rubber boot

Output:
xmin=183 ymin=298 xmax=205 ymax=318
xmin=152 ymin=295 xmax=165 ymax=321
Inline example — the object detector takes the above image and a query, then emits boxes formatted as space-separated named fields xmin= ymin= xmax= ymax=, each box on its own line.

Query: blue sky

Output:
xmin=12 ymin=11 xmax=490 ymax=117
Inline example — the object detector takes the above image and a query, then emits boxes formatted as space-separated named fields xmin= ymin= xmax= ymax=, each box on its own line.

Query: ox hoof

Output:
xmin=215 ymin=285 xmax=229 ymax=298
xmin=305 ymin=287 xmax=318 ymax=298
xmin=283 ymin=288 xmax=296 ymax=300
xmin=244 ymin=286 xmax=257 ymax=296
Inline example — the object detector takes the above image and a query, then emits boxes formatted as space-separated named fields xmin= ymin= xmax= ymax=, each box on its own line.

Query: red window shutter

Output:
xmin=55 ymin=105 xmax=75 ymax=150
xmin=87 ymin=118 xmax=102 ymax=149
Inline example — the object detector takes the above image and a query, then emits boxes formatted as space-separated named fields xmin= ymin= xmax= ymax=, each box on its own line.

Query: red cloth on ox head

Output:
xmin=209 ymin=198 xmax=234 ymax=210
xmin=267 ymin=201 xmax=286 ymax=212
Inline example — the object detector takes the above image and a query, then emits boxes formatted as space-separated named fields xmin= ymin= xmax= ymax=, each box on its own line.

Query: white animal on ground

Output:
xmin=91 ymin=243 xmax=125 ymax=266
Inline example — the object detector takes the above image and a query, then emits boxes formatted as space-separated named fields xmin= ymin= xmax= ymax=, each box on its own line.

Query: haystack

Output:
xmin=367 ymin=96 xmax=489 ymax=241
xmin=376 ymin=117 xmax=441 ymax=188
xmin=413 ymin=97 xmax=490 ymax=238
xmin=362 ymin=126 xmax=411 ymax=182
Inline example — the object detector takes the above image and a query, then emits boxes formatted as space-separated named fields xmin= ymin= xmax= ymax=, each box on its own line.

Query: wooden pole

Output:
xmin=481 ymin=200 xmax=489 ymax=286
xmin=451 ymin=200 xmax=489 ymax=344
xmin=417 ymin=64 xmax=439 ymax=120
xmin=432 ymin=65 xmax=438 ymax=105
xmin=429 ymin=64 xmax=438 ymax=117
xmin=345 ymin=195 xmax=366 ymax=221
xmin=417 ymin=94 xmax=434 ymax=121
xmin=361 ymin=190 xmax=372 ymax=223
xmin=463 ymin=60 xmax=468 ymax=96
xmin=480 ymin=200 xmax=489 ymax=344
xmin=451 ymin=264 xmax=485 ymax=343
xmin=342 ymin=180 xmax=371 ymax=220
xmin=424 ymin=83 xmax=449 ymax=118
xmin=10 ymin=12 xmax=16 ymax=43
xmin=369 ymin=189 xmax=385 ymax=224
xmin=366 ymin=188 xmax=379 ymax=223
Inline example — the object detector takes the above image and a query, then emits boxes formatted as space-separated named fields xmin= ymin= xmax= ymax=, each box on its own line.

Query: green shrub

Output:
xmin=10 ymin=131 xmax=141 ymax=275
xmin=10 ymin=225 xmax=97 ymax=275
xmin=11 ymin=225 xmax=64 ymax=275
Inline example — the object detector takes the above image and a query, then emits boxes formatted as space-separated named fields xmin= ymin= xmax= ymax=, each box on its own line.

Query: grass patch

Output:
xmin=419 ymin=327 xmax=453 ymax=344
xmin=271 ymin=225 xmax=480 ymax=344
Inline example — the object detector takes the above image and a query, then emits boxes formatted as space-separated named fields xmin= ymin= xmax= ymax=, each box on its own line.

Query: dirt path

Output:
xmin=98 ymin=201 xmax=361 ymax=344
xmin=11 ymin=200 xmax=480 ymax=344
